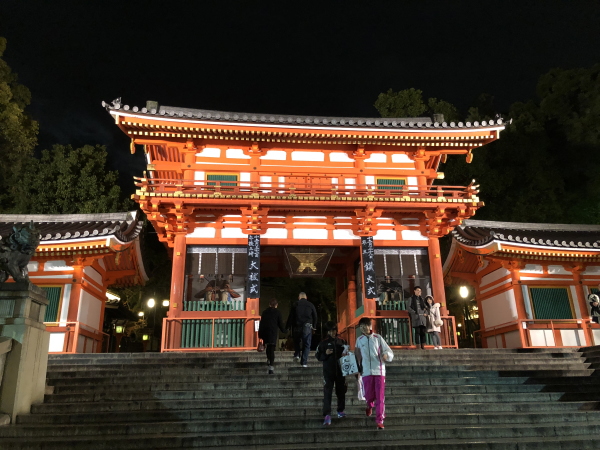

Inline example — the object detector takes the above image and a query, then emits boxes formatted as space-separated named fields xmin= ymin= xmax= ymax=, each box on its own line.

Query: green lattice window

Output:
xmin=41 ymin=286 xmax=62 ymax=322
xmin=377 ymin=178 xmax=406 ymax=190
xmin=207 ymin=174 xmax=238 ymax=187
xmin=530 ymin=287 xmax=573 ymax=320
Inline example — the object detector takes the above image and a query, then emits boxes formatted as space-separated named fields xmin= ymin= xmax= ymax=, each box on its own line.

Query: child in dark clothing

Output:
xmin=315 ymin=321 xmax=348 ymax=426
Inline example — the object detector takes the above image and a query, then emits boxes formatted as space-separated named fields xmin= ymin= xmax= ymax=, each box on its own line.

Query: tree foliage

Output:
xmin=374 ymin=88 xmax=460 ymax=122
xmin=0 ymin=37 xmax=39 ymax=211
xmin=13 ymin=144 xmax=125 ymax=214
xmin=442 ymin=64 xmax=600 ymax=224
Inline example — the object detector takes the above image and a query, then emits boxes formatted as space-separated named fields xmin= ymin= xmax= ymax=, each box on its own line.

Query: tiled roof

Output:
xmin=102 ymin=98 xmax=505 ymax=130
xmin=453 ymin=219 xmax=600 ymax=250
xmin=0 ymin=211 xmax=142 ymax=244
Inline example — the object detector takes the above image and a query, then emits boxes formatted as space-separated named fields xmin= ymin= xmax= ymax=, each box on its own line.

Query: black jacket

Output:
xmin=258 ymin=307 xmax=286 ymax=345
xmin=407 ymin=295 xmax=427 ymax=328
xmin=315 ymin=335 xmax=347 ymax=378
xmin=292 ymin=298 xmax=317 ymax=328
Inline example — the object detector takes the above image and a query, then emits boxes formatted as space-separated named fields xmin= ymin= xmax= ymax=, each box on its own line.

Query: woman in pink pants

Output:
xmin=355 ymin=317 xmax=394 ymax=430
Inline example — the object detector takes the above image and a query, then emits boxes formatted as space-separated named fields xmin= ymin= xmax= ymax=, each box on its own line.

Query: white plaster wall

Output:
xmin=83 ymin=267 xmax=102 ymax=286
xmin=583 ymin=265 xmax=600 ymax=275
xmin=260 ymin=150 xmax=287 ymax=160
xmin=373 ymin=230 xmax=397 ymax=240
xmin=27 ymin=262 xmax=39 ymax=272
xmin=263 ymin=228 xmax=288 ymax=239
xmin=97 ymin=259 xmax=106 ymax=270
xmin=486 ymin=336 xmax=499 ymax=348
xmin=77 ymin=291 xmax=102 ymax=329
xmin=59 ymin=284 xmax=71 ymax=324
xmin=48 ymin=333 xmax=65 ymax=352
xmin=504 ymin=330 xmax=522 ymax=349
xmin=333 ymin=230 xmax=359 ymax=240
xmin=44 ymin=261 xmax=74 ymax=271
xmin=365 ymin=176 xmax=375 ymax=185
xmin=529 ymin=329 xmax=555 ymax=347
xmin=197 ymin=148 xmax=221 ymax=157
xmin=365 ymin=153 xmax=386 ymax=163
xmin=186 ymin=227 xmax=216 ymax=238
xmin=560 ymin=329 xmax=585 ymax=346
xmin=407 ymin=176 xmax=418 ymax=188
xmin=226 ymin=149 xmax=250 ymax=159
xmin=391 ymin=154 xmax=412 ymax=163
xmin=521 ymin=264 xmax=543 ymax=274
xmin=481 ymin=268 xmax=511 ymax=287
xmin=291 ymin=151 xmax=324 ymax=162
xmin=401 ymin=229 xmax=427 ymax=241
xmin=329 ymin=152 xmax=353 ymax=162
xmin=480 ymin=290 xmax=518 ymax=328
xmin=293 ymin=229 xmax=328 ymax=239
xmin=221 ymin=228 xmax=247 ymax=239
xmin=548 ymin=265 xmax=570 ymax=275
xmin=593 ymin=329 xmax=600 ymax=345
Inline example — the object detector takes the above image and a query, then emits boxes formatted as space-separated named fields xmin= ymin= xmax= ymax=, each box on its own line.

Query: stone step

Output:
xmin=5 ymin=410 xmax=600 ymax=439
xmin=45 ymin=352 xmax=584 ymax=365
xmin=44 ymin=383 xmax=554 ymax=403
xmin=30 ymin=391 xmax=566 ymax=414
xmin=45 ymin=359 xmax=587 ymax=372
xmin=1 ymin=421 xmax=599 ymax=449
xmin=18 ymin=400 xmax=593 ymax=425
xmin=50 ymin=376 xmax=538 ymax=394
xmin=44 ymin=364 xmax=591 ymax=380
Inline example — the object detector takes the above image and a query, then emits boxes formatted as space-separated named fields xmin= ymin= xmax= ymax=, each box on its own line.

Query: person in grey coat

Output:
xmin=407 ymin=286 xmax=428 ymax=349
xmin=258 ymin=298 xmax=287 ymax=374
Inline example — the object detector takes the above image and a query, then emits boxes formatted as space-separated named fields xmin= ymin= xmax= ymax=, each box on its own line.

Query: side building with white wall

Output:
xmin=444 ymin=219 xmax=600 ymax=348
xmin=0 ymin=212 xmax=148 ymax=353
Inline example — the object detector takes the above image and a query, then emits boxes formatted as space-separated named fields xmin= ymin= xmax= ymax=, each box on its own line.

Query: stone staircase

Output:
xmin=2 ymin=347 xmax=600 ymax=449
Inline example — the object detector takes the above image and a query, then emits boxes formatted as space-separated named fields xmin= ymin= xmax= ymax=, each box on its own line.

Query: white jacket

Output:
xmin=355 ymin=332 xmax=393 ymax=377
xmin=426 ymin=303 xmax=442 ymax=333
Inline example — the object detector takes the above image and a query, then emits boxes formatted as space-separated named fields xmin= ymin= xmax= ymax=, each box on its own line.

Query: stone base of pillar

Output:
xmin=0 ymin=282 xmax=49 ymax=424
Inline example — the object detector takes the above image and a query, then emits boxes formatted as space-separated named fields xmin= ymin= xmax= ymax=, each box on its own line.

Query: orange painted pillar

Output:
xmin=571 ymin=269 xmax=591 ymax=346
xmin=169 ymin=234 xmax=187 ymax=316
xmin=428 ymin=236 xmax=448 ymax=316
xmin=509 ymin=269 xmax=528 ymax=348
xmin=414 ymin=149 xmax=428 ymax=187
xmin=245 ymin=298 xmax=260 ymax=348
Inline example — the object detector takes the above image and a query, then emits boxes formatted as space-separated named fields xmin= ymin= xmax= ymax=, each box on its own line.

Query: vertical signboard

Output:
xmin=361 ymin=236 xmax=377 ymax=299
xmin=247 ymin=235 xmax=260 ymax=298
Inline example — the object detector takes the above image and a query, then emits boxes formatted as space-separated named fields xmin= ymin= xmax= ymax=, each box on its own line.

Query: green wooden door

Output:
xmin=42 ymin=287 xmax=62 ymax=322
xmin=530 ymin=287 xmax=573 ymax=320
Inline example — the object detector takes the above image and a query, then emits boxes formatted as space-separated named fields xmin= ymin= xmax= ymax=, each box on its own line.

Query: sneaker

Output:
xmin=337 ymin=411 xmax=346 ymax=418
xmin=365 ymin=407 xmax=373 ymax=417
xmin=323 ymin=415 xmax=331 ymax=426
xmin=301 ymin=364 xmax=308 ymax=368
xmin=293 ymin=356 xmax=300 ymax=363
xmin=268 ymin=366 xmax=274 ymax=375
xmin=377 ymin=422 xmax=385 ymax=430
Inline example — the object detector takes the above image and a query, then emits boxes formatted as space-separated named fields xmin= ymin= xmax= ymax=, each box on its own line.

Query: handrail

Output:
xmin=133 ymin=179 xmax=479 ymax=202
xmin=475 ymin=318 xmax=597 ymax=348
xmin=45 ymin=321 xmax=106 ymax=354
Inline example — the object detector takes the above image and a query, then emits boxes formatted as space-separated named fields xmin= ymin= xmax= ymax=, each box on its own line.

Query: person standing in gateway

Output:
xmin=289 ymin=292 xmax=317 ymax=367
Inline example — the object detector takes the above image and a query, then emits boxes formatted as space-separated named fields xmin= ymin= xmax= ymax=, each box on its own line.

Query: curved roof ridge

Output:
xmin=103 ymin=98 xmax=505 ymax=131
xmin=463 ymin=219 xmax=600 ymax=233
xmin=0 ymin=211 xmax=137 ymax=224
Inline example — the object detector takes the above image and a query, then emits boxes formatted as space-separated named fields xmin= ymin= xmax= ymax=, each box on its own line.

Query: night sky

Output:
xmin=2 ymin=1 xmax=600 ymax=189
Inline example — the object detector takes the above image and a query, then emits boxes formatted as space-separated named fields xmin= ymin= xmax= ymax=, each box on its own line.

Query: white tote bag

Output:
xmin=339 ymin=351 xmax=359 ymax=376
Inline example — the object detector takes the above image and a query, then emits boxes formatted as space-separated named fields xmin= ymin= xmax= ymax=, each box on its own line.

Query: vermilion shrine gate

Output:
xmin=104 ymin=99 xmax=505 ymax=351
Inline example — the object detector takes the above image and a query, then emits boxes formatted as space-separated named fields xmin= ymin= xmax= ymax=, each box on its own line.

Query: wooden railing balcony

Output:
xmin=134 ymin=178 xmax=480 ymax=204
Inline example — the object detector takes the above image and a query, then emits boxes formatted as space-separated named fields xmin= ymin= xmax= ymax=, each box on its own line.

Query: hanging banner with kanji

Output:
xmin=247 ymin=235 xmax=260 ymax=298
xmin=361 ymin=236 xmax=377 ymax=298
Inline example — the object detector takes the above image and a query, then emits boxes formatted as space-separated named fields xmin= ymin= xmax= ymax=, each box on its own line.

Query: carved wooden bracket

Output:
xmin=240 ymin=204 xmax=270 ymax=235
